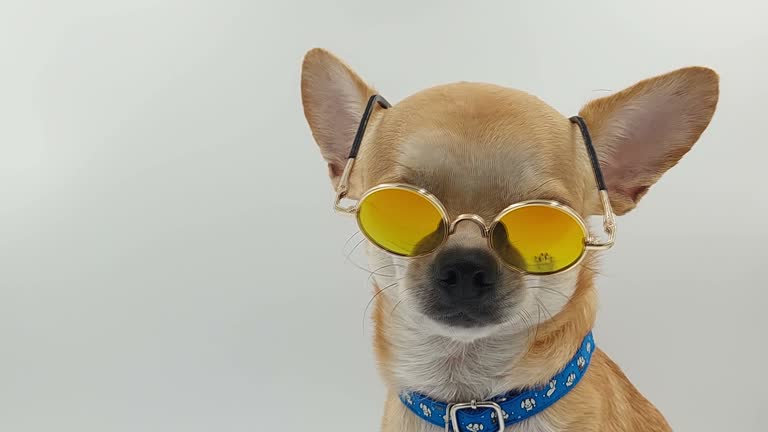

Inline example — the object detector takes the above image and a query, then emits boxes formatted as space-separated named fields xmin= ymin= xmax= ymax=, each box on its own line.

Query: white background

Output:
xmin=1 ymin=1 xmax=766 ymax=431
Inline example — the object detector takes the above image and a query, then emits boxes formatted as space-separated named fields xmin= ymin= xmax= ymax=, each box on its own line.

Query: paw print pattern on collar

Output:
xmin=399 ymin=332 xmax=595 ymax=432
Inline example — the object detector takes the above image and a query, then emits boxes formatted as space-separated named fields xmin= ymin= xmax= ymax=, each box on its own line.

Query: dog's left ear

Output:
xmin=579 ymin=67 xmax=719 ymax=215
xmin=301 ymin=48 xmax=377 ymax=191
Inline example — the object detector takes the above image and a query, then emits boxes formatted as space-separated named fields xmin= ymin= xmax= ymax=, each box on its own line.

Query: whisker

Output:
xmin=366 ymin=264 xmax=406 ymax=281
xmin=362 ymin=280 xmax=401 ymax=333
xmin=344 ymin=239 xmax=403 ymax=277
xmin=389 ymin=286 xmax=416 ymax=319
xmin=535 ymin=297 xmax=554 ymax=323
xmin=527 ymin=310 xmax=539 ymax=340
xmin=342 ymin=233 xmax=408 ymax=278
xmin=499 ymin=308 xmax=530 ymax=336
xmin=390 ymin=298 xmax=407 ymax=317
xmin=519 ymin=309 xmax=535 ymax=341
xmin=342 ymin=231 xmax=363 ymax=254
xmin=344 ymin=237 xmax=366 ymax=260
xmin=535 ymin=304 xmax=542 ymax=342
xmin=540 ymin=300 xmax=554 ymax=321
xmin=526 ymin=285 xmax=572 ymax=303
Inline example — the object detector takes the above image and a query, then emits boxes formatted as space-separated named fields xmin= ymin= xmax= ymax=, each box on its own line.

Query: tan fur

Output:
xmin=301 ymin=48 xmax=718 ymax=431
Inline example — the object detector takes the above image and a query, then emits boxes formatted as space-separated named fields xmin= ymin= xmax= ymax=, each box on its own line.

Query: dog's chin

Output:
xmin=423 ymin=314 xmax=505 ymax=342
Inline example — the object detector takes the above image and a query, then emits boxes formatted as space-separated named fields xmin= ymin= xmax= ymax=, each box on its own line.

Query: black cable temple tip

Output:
xmin=569 ymin=116 xmax=607 ymax=192
xmin=347 ymin=95 xmax=391 ymax=159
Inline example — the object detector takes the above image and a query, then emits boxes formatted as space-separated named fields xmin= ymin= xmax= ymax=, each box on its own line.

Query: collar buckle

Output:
xmin=446 ymin=400 xmax=505 ymax=432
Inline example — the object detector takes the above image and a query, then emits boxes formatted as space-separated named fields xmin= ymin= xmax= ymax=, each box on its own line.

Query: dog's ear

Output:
xmin=301 ymin=48 xmax=377 ymax=189
xmin=579 ymin=67 xmax=719 ymax=215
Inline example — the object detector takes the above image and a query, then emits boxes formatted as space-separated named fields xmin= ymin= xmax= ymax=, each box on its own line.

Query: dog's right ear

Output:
xmin=578 ymin=67 xmax=719 ymax=215
xmin=301 ymin=48 xmax=376 ymax=189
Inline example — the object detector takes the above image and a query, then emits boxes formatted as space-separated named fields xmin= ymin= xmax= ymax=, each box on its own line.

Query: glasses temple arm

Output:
xmin=334 ymin=95 xmax=392 ymax=213
xmin=569 ymin=116 xmax=616 ymax=249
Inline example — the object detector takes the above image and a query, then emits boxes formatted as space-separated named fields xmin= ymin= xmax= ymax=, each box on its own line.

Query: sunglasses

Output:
xmin=333 ymin=95 xmax=616 ymax=275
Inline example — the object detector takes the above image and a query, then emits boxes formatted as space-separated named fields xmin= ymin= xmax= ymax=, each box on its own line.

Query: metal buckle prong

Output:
xmin=445 ymin=400 xmax=505 ymax=432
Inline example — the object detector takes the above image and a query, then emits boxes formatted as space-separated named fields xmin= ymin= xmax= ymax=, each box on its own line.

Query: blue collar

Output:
xmin=399 ymin=332 xmax=595 ymax=432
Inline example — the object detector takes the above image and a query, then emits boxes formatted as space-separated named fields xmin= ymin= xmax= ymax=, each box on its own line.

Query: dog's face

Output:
xmin=351 ymin=85 xmax=592 ymax=340
xmin=301 ymin=48 xmax=718 ymax=342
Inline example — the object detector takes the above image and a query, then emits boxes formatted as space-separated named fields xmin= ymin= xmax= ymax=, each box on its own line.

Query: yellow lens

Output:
xmin=490 ymin=204 xmax=586 ymax=274
xmin=357 ymin=187 xmax=446 ymax=257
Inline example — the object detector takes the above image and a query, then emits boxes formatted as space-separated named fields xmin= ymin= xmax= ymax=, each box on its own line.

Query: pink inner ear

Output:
xmin=304 ymin=55 xmax=371 ymax=172
xmin=313 ymin=78 xmax=366 ymax=168
xmin=599 ymin=89 xmax=695 ymax=193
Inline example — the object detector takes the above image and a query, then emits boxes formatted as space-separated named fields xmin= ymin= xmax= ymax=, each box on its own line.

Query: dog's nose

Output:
xmin=433 ymin=248 xmax=498 ymax=302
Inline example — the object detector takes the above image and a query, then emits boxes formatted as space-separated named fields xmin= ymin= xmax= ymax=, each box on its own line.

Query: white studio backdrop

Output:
xmin=1 ymin=1 xmax=766 ymax=431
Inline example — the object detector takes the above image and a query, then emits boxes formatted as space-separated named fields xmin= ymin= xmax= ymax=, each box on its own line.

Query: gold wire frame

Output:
xmin=336 ymin=183 xmax=612 ymax=275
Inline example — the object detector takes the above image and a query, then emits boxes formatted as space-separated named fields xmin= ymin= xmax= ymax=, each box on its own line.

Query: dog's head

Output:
xmin=301 ymin=48 xmax=718 ymax=342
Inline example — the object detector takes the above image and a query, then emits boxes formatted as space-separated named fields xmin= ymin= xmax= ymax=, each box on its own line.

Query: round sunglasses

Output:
xmin=332 ymin=95 xmax=616 ymax=275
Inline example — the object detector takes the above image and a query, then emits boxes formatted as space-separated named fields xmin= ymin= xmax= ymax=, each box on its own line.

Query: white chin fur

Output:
xmin=422 ymin=317 xmax=504 ymax=342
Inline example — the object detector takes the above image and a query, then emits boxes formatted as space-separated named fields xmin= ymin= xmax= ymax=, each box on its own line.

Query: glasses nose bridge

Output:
xmin=448 ymin=214 xmax=491 ymax=237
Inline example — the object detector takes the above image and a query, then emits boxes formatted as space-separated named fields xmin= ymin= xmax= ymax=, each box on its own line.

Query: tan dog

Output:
xmin=301 ymin=48 xmax=718 ymax=431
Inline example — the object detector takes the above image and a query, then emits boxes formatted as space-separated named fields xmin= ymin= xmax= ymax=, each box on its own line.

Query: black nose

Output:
xmin=433 ymin=248 xmax=499 ymax=303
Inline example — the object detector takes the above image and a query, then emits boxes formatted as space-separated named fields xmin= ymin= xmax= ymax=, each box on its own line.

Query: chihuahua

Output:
xmin=300 ymin=48 xmax=718 ymax=431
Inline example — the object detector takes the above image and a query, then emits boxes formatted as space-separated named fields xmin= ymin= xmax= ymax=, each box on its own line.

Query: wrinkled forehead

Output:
xmin=360 ymin=84 xmax=587 ymax=217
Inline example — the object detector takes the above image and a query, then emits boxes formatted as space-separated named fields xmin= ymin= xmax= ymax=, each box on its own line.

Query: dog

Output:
xmin=300 ymin=48 xmax=718 ymax=431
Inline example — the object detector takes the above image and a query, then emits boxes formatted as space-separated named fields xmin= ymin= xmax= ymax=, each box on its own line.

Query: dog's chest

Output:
xmin=388 ymin=333 xmax=561 ymax=431
xmin=391 ymin=331 xmax=528 ymax=401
